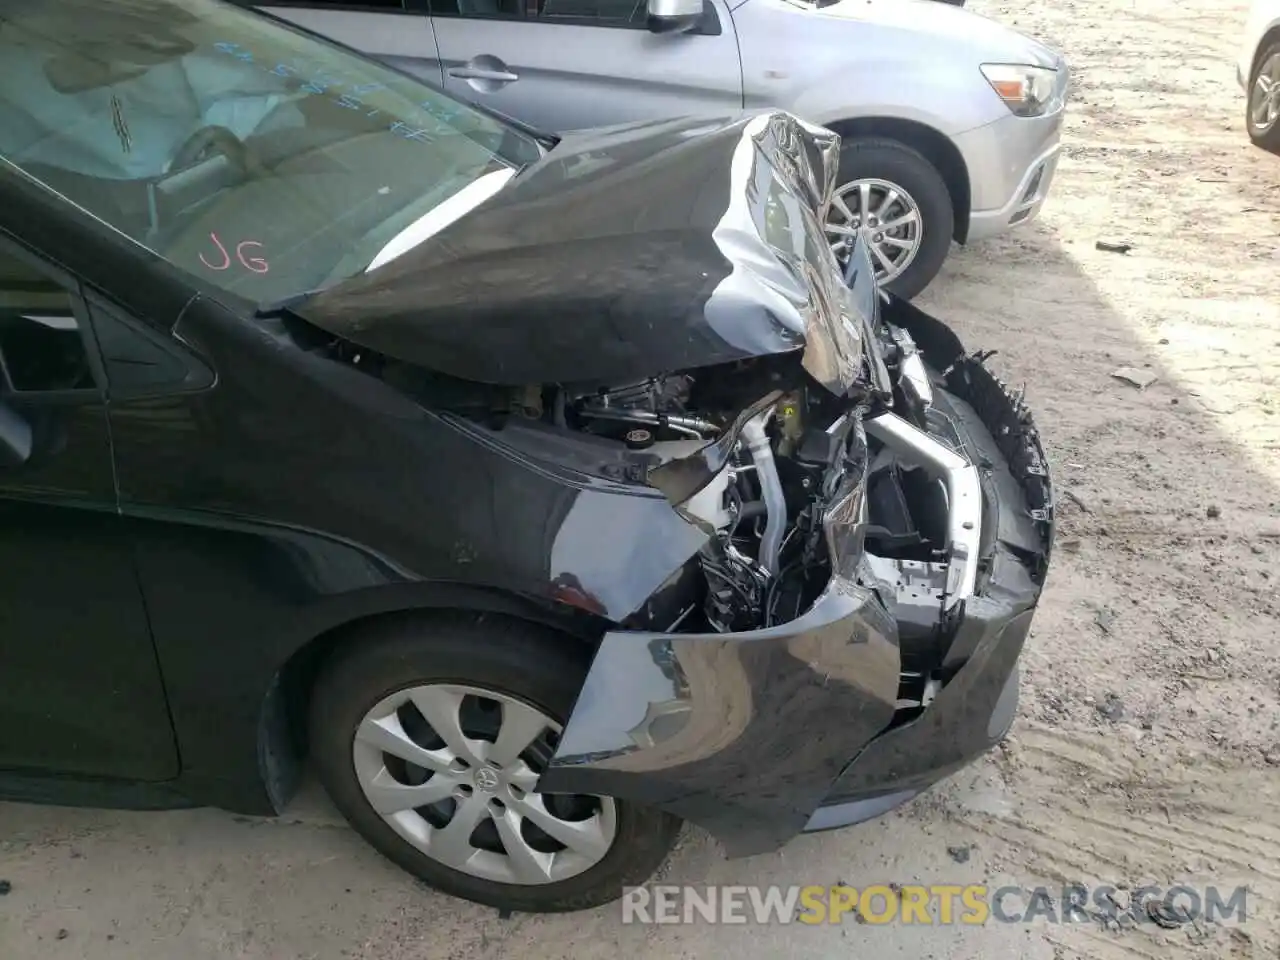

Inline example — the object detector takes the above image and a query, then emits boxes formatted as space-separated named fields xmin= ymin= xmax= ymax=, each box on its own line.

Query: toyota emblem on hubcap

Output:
xmin=474 ymin=767 xmax=500 ymax=792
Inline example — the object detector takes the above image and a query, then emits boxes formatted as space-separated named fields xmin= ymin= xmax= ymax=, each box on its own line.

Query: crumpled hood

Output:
xmin=295 ymin=111 xmax=873 ymax=393
xmin=811 ymin=0 xmax=1062 ymax=69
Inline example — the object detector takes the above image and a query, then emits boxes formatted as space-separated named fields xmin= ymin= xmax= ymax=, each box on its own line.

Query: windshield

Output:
xmin=0 ymin=0 xmax=541 ymax=303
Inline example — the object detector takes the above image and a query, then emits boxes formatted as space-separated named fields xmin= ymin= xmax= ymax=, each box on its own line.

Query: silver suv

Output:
xmin=258 ymin=0 xmax=1068 ymax=297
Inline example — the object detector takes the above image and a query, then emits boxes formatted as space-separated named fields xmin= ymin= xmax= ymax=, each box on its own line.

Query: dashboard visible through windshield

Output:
xmin=0 ymin=0 xmax=541 ymax=303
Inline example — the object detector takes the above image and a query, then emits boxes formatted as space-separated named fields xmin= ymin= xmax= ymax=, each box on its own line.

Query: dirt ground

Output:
xmin=925 ymin=0 xmax=1280 ymax=954
xmin=2 ymin=0 xmax=1279 ymax=957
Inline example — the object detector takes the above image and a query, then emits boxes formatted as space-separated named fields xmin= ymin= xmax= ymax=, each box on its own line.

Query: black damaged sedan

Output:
xmin=0 ymin=0 xmax=1052 ymax=913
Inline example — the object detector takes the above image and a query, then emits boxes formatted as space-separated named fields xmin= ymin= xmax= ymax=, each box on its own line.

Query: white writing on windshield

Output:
xmin=211 ymin=40 xmax=465 ymax=145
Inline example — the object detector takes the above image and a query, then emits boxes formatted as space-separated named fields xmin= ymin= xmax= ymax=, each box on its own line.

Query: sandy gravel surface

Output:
xmin=2 ymin=0 xmax=1278 ymax=957
xmin=918 ymin=0 xmax=1280 ymax=954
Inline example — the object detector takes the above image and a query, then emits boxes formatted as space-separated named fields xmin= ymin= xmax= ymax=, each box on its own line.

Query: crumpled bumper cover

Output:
xmin=808 ymin=610 xmax=1031 ymax=829
xmin=535 ymin=577 xmax=901 ymax=858
xmin=537 ymin=299 xmax=1053 ymax=857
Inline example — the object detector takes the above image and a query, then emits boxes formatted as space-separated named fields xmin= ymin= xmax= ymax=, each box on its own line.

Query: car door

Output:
xmin=0 ymin=239 xmax=180 ymax=782
xmin=430 ymin=0 xmax=743 ymax=133
xmin=254 ymin=0 xmax=444 ymax=86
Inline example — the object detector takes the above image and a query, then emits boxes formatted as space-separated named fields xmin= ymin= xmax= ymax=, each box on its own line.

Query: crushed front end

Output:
xmin=293 ymin=109 xmax=1053 ymax=857
xmin=535 ymin=286 xmax=1053 ymax=856
xmin=528 ymin=122 xmax=1053 ymax=857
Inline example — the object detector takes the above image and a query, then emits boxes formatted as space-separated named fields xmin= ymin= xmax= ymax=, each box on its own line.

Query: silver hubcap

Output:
xmin=1251 ymin=53 xmax=1280 ymax=134
xmin=825 ymin=178 xmax=923 ymax=284
xmin=352 ymin=683 xmax=617 ymax=885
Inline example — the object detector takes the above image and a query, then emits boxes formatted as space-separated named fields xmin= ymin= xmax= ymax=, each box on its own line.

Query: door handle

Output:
xmin=447 ymin=66 xmax=519 ymax=83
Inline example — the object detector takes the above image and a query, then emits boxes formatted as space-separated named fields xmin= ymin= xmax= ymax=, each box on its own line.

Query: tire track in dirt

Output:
xmin=965 ymin=721 xmax=1280 ymax=956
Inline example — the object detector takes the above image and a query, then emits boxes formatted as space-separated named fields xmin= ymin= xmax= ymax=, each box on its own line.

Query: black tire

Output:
xmin=309 ymin=612 xmax=682 ymax=913
xmin=834 ymin=137 xmax=955 ymax=300
xmin=1247 ymin=42 xmax=1280 ymax=152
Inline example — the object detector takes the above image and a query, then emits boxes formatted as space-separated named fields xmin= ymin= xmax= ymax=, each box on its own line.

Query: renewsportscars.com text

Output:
xmin=620 ymin=884 xmax=1249 ymax=925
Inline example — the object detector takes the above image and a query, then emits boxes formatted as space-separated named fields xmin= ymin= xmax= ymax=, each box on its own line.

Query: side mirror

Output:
xmin=646 ymin=0 xmax=704 ymax=34
xmin=0 ymin=402 xmax=32 ymax=468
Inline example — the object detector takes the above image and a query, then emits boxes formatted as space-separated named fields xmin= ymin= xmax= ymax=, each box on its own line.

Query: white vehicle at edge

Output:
xmin=1239 ymin=0 xmax=1280 ymax=150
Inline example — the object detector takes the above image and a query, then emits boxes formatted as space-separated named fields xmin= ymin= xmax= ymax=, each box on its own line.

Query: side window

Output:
xmin=0 ymin=246 xmax=209 ymax=403
xmin=89 ymin=305 xmax=214 ymax=398
xmin=537 ymin=0 xmax=644 ymax=24
xmin=247 ymin=0 xmax=406 ymax=9
xmin=0 ymin=247 xmax=95 ymax=395
xmin=431 ymin=0 xmax=717 ymax=31
xmin=430 ymin=0 xmax=525 ymax=18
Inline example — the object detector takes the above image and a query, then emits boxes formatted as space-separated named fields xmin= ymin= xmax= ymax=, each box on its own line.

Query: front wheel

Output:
xmin=1247 ymin=43 xmax=1280 ymax=152
xmin=826 ymin=137 xmax=955 ymax=300
xmin=309 ymin=613 xmax=682 ymax=913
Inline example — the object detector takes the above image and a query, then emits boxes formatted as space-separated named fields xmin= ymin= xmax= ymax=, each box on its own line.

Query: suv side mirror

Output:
xmin=646 ymin=0 xmax=704 ymax=34
xmin=0 ymin=402 xmax=32 ymax=467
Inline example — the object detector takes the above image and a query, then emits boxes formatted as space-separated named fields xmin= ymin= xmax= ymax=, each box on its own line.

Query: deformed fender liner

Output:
xmin=536 ymin=578 xmax=902 ymax=858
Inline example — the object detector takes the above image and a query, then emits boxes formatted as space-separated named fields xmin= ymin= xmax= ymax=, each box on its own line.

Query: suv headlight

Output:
xmin=980 ymin=63 xmax=1064 ymax=117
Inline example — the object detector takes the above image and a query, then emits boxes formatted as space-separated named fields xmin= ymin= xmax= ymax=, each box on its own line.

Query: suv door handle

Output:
xmin=447 ymin=66 xmax=519 ymax=83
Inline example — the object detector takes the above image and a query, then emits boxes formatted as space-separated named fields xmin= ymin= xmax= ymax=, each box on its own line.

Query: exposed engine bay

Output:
xmin=561 ymin=366 xmax=858 ymax=633
xmin=297 ymin=297 xmax=1006 ymax=675
xmin=294 ymin=286 xmax=1044 ymax=706
xmin=544 ymin=316 xmax=989 ymax=661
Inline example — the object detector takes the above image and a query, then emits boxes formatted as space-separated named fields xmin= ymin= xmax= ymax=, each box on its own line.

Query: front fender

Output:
xmin=536 ymin=576 xmax=901 ymax=857
xmin=731 ymin=2 xmax=1005 ymax=135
